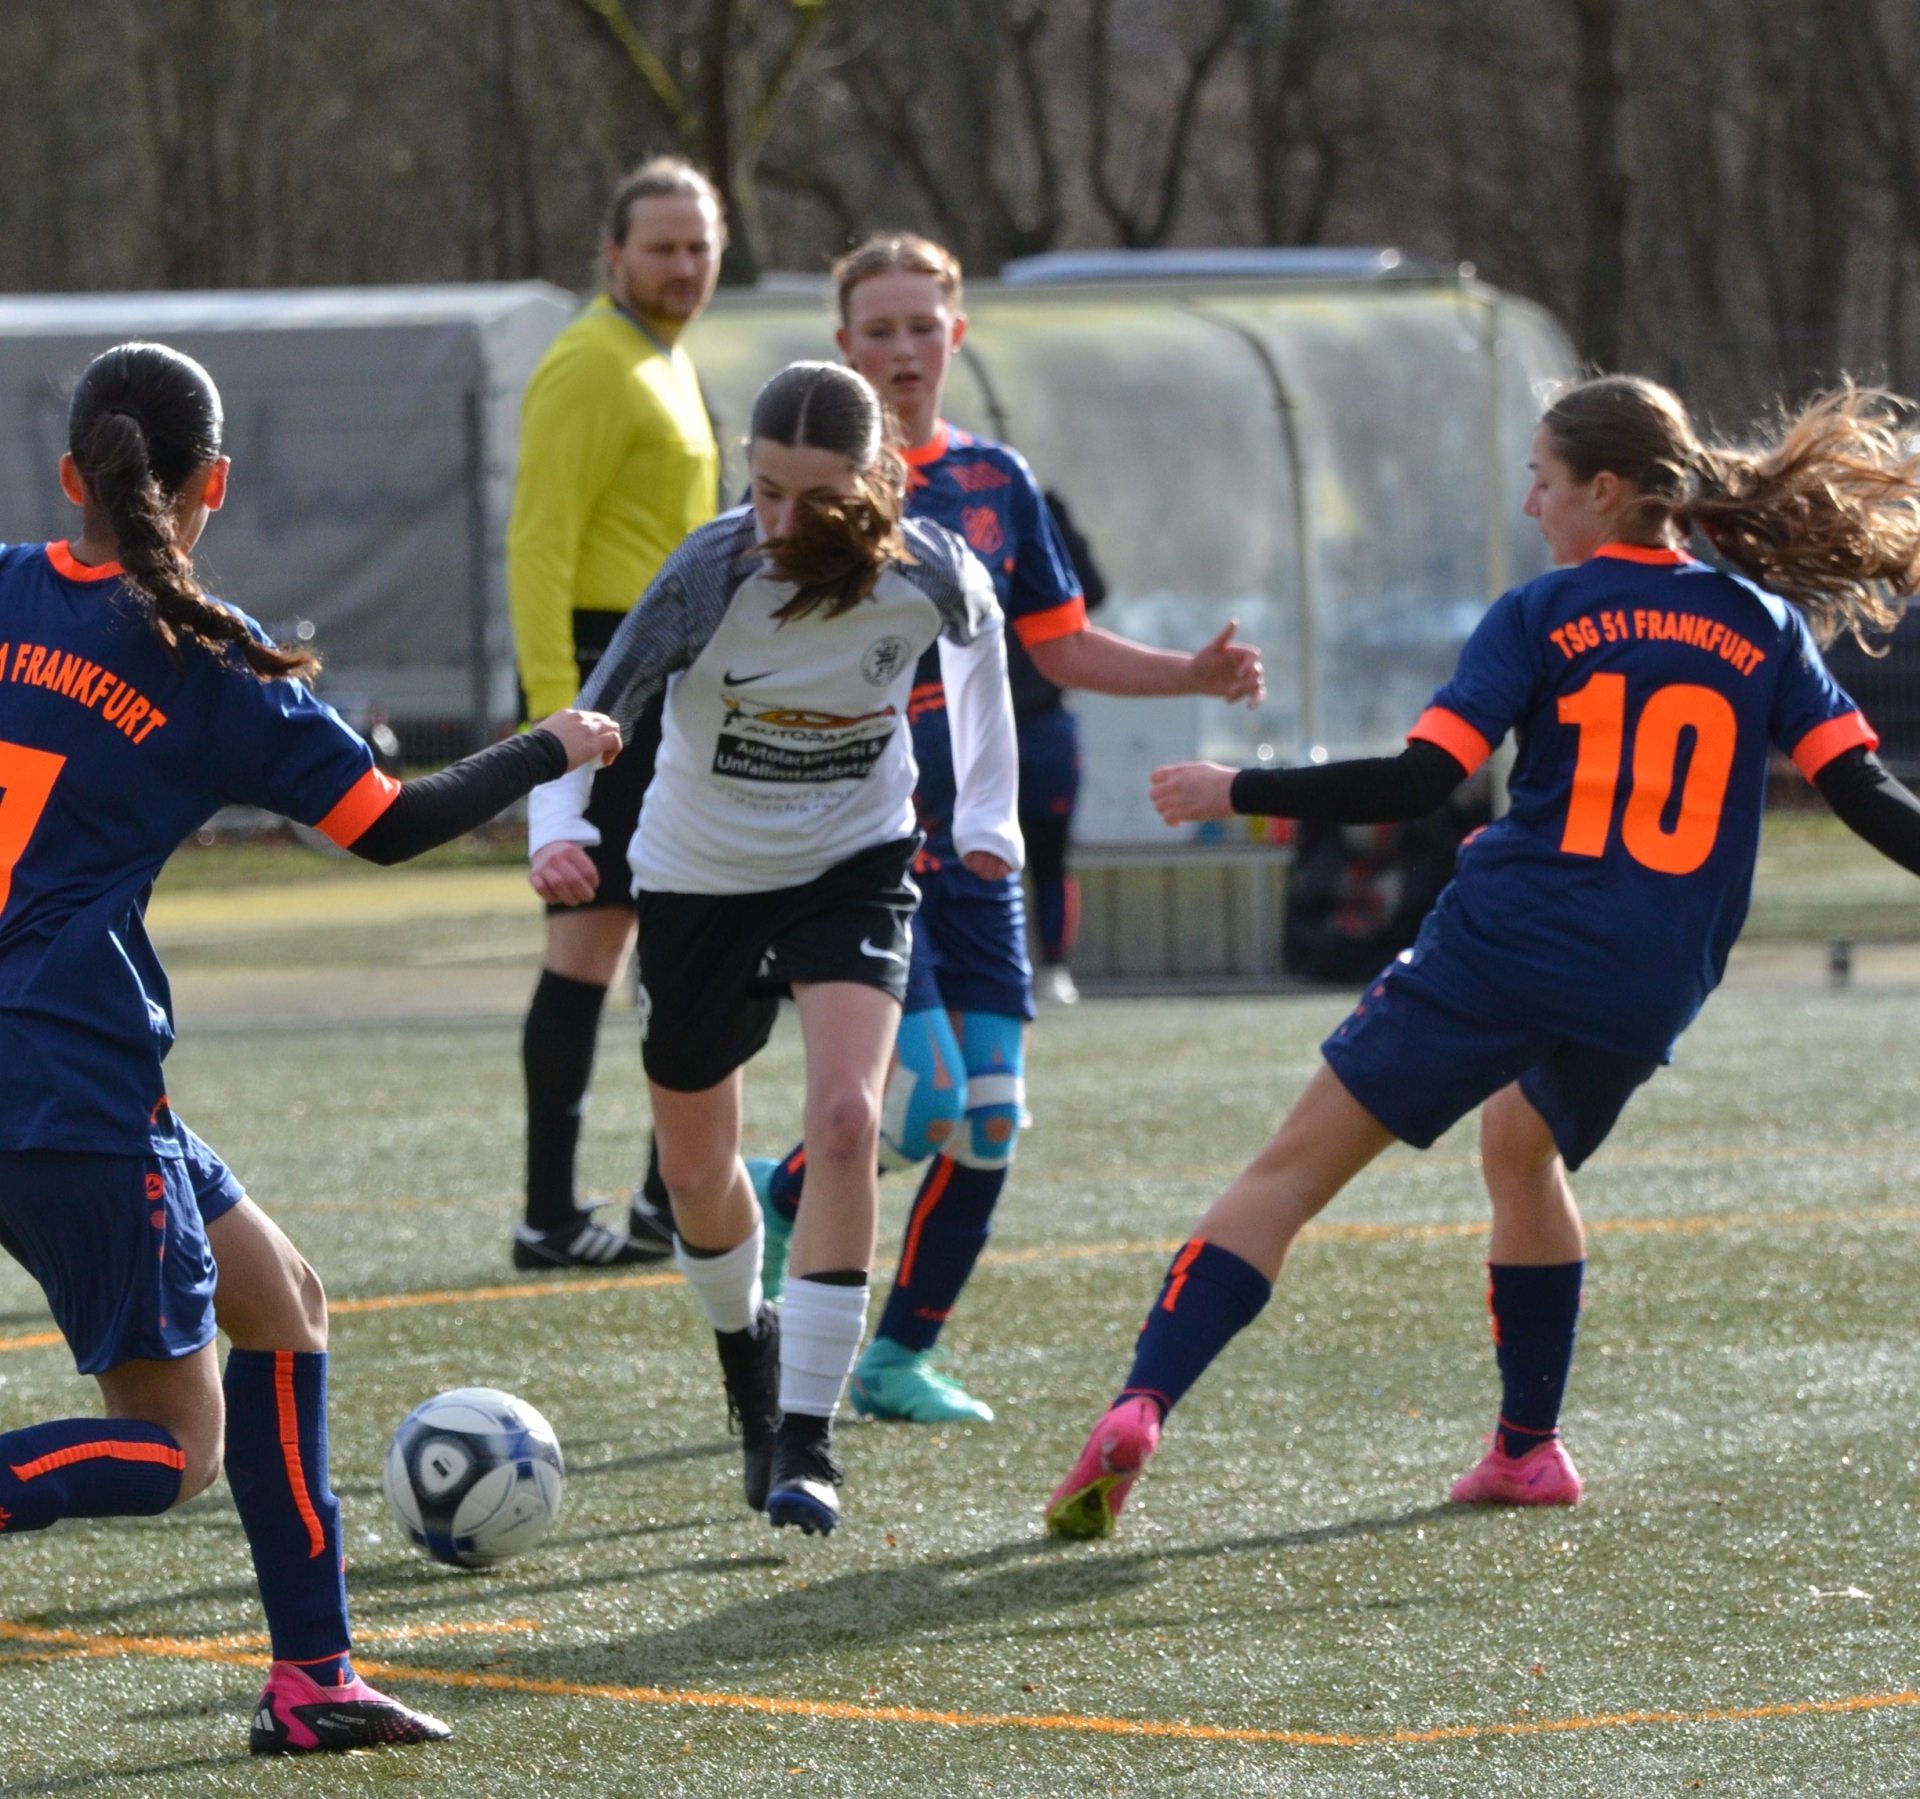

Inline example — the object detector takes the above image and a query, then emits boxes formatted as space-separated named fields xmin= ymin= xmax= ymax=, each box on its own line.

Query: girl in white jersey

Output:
xmin=528 ymin=363 xmax=1019 ymax=1533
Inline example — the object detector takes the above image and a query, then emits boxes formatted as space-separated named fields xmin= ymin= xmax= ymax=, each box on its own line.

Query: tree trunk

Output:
xmin=1570 ymin=0 xmax=1628 ymax=367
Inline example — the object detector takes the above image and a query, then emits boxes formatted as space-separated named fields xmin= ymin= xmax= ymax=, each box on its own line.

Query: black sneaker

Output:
xmin=625 ymin=1184 xmax=676 ymax=1259
xmin=510 ymin=1207 xmax=672 ymax=1269
xmin=716 ymin=1304 xmax=781 ymax=1510
xmin=766 ymin=1415 xmax=843 ymax=1536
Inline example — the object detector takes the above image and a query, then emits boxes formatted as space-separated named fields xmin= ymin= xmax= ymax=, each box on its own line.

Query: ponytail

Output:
xmin=749 ymin=361 xmax=909 ymax=622
xmin=1542 ymin=375 xmax=1920 ymax=650
xmin=67 ymin=344 xmax=320 ymax=681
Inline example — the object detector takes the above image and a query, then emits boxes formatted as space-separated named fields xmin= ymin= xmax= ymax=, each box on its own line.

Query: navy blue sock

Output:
xmin=0 ymin=1418 xmax=183 ymax=1532
xmin=1487 ymin=1261 xmax=1585 ymax=1459
xmin=875 ymin=1157 xmax=1004 ymax=1353
xmin=223 ymin=1350 xmax=354 ymax=1685
xmin=766 ymin=1143 xmax=805 ymax=1226
xmin=1119 ymin=1239 xmax=1272 ymax=1420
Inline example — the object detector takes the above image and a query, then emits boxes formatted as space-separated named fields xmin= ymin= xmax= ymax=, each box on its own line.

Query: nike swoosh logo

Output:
xmin=724 ymin=669 xmax=776 ymax=686
xmin=859 ymin=938 xmax=905 ymax=965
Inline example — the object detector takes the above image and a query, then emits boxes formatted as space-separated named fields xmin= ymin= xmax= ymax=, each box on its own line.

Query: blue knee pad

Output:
xmin=953 ymin=1011 xmax=1026 ymax=1171
xmin=879 ymin=1007 xmax=968 ymax=1171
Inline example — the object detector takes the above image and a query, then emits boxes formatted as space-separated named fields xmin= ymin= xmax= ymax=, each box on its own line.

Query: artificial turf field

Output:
xmin=2 ymin=838 xmax=1919 ymax=1793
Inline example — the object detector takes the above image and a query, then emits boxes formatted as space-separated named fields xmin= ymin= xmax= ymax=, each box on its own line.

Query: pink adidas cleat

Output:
xmin=1046 ymin=1396 xmax=1162 ymax=1539
xmin=1449 ymin=1436 xmax=1583 ymax=1506
xmin=250 ymin=1660 xmax=453 ymax=1755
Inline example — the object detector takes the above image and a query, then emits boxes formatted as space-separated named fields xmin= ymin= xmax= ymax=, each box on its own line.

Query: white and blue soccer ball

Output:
xmin=383 ymin=1388 xmax=565 ymax=1570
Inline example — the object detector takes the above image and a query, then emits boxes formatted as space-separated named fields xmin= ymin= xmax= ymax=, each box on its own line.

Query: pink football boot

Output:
xmin=1449 ymin=1436 xmax=1583 ymax=1506
xmin=1045 ymin=1396 xmax=1162 ymax=1539
xmin=250 ymin=1660 xmax=452 ymax=1754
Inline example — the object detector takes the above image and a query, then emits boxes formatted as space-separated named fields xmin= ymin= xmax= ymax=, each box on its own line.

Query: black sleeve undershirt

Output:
xmin=1228 ymin=738 xmax=1471 ymax=822
xmin=1812 ymin=745 xmax=1920 ymax=876
xmin=346 ymin=729 xmax=568 ymax=866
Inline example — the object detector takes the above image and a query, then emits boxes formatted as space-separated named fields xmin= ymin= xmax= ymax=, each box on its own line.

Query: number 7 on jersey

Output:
xmin=0 ymin=741 xmax=67 ymax=919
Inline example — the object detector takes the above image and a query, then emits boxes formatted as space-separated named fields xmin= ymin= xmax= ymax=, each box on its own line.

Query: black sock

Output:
xmin=638 ymin=1135 xmax=670 ymax=1217
xmin=1488 ymin=1261 xmax=1585 ymax=1458
xmin=775 ymin=1411 xmax=833 ymax=1454
xmin=523 ymin=969 xmax=608 ymax=1230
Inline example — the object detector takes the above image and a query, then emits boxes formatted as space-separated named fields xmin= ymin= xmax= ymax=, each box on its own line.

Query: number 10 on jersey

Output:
xmin=1558 ymin=674 xmax=1737 ymax=875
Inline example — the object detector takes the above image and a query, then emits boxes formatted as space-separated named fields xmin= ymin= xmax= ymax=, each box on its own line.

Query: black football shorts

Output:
xmin=634 ymin=835 xmax=920 ymax=1092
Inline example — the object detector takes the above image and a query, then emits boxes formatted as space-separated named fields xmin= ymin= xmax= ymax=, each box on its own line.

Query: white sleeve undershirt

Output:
xmin=938 ymin=616 xmax=1025 ymax=875
xmin=527 ymin=756 xmax=599 ymax=857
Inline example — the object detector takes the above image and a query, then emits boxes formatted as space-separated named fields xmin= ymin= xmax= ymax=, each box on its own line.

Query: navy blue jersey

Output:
xmin=1403 ymin=544 xmax=1873 ymax=1059
xmin=0 ymin=543 xmax=398 ymax=1157
xmin=900 ymin=424 xmax=1083 ymax=866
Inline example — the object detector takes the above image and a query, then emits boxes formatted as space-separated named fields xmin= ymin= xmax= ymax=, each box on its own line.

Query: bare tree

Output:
xmin=564 ymin=0 xmax=833 ymax=280
xmin=1087 ymin=0 xmax=1247 ymax=248
xmin=1569 ymin=0 xmax=1629 ymax=366
xmin=1243 ymin=0 xmax=1343 ymax=244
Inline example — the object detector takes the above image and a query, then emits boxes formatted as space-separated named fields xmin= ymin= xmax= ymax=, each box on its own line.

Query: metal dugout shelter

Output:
xmin=683 ymin=249 xmax=1578 ymax=982
xmin=0 ymin=283 xmax=575 ymax=757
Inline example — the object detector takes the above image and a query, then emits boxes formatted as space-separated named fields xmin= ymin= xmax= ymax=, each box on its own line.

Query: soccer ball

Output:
xmin=383 ymin=1388 xmax=565 ymax=1569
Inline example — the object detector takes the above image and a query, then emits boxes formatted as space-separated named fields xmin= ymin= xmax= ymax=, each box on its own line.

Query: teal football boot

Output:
xmin=745 ymin=1156 xmax=791 ymax=1303
xmin=849 ymin=1336 xmax=994 ymax=1423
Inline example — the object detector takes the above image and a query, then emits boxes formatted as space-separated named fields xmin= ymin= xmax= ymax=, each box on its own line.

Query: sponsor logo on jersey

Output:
xmin=861 ymin=636 xmax=913 ymax=687
xmin=961 ymin=506 xmax=1005 ymax=557
xmin=952 ymin=460 xmax=1013 ymax=493
xmin=713 ymin=697 xmax=898 ymax=785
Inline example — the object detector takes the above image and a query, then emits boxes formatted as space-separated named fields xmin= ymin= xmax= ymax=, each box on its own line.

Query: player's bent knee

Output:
xmin=880 ymin=1008 xmax=968 ymax=1168
xmin=292 ymin=1256 xmax=329 ymax=1350
xmin=810 ymin=1087 xmax=882 ymax=1164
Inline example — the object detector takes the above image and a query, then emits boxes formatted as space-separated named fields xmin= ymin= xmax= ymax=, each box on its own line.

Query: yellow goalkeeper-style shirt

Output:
xmin=508 ymin=296 xmax=719 ymax=718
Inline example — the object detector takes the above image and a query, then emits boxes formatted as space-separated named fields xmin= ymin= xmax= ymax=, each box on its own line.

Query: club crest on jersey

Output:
xmin=861 ymin=636 xmax=913 ymax=687
xmin=961 ymin=506 xmax=1004 ymax=557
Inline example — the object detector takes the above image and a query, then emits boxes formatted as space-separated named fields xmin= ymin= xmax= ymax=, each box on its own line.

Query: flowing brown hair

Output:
xmin=68 ymin=343 xmax=320 ymax=680
xmin=750 ymin=361 xmax=909 ymax=622
xmin=1541 ymin=374 xmax=1920 ymax=650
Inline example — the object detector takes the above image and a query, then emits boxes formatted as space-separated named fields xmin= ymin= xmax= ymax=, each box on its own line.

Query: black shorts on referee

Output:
xmin=636 ymin=835 xmax=920 ymax=1093
xmin=539 ymin=609 xmax=663 ymax=916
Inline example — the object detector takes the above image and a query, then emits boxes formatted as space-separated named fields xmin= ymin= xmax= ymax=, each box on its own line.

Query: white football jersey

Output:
xmin=528 ymin=508 xmax=1021 ymax=896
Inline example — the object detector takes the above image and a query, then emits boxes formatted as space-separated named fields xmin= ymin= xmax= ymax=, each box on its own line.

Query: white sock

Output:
xmin=674 ymin=1216 xmax=764 ymax=1335
xmin=778 ymin=1277 xmax=870 ymax=1418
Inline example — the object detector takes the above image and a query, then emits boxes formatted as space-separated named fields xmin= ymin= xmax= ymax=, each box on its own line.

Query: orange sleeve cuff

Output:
xmin=314 ymin=766 xmax=402 ymax=847
xmin=1791 ymin=710 xmax=1879 ymax=780
xmin=1011 ymin=595 xmax=1088 ymax=649
xmin=1407 ymin=706 xmax=1493 ymax=775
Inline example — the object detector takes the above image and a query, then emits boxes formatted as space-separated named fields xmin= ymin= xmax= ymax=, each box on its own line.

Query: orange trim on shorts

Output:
xmin=275 ymin=1351 xmax=327 ymax=1559
xmin=10 ymin=1438 xmax=185 ymax=1481
xmin=895 ymin=1156 xmax=956 ymax=1287
xmin=1790 ymin=711 xmax=1878 ymax=780
xmin=314 ymin=766 xmax=401 ymax=848
xmin=1159 ymin=1238 xmax=1206 ymax=1313
xmin=1407 ymin=706 xmax=1493 ymax=775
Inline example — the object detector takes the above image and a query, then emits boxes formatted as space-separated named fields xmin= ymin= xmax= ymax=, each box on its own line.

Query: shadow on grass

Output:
xmin=495 ymin=1501 xmax=1467 ymax=1687
xmin=0 ymin=1754 xmax=246 ymax=1795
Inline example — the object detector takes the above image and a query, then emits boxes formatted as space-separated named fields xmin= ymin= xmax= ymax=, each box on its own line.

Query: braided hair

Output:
xmin=66 ymin=343 xmax=319 ymax=680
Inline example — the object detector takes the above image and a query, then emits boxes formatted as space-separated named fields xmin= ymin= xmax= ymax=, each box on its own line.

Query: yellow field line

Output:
xmin=0 ymin=1618 xmax=1907 ymax=1749
xmin=2 ymin=1203 xmax=1918 ymax=1358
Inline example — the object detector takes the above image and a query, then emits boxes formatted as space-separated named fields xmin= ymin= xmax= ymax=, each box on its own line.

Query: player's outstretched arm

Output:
xmin=345 ymin=710 xmax=619 ymax=867
xmin=1027 ymin=620 xmax=1264 ymax=705
xmin=1813 ymin=746 xmax=1920 ymax=875
xmin=1151 ymin=739 xmax=1470 ymax=828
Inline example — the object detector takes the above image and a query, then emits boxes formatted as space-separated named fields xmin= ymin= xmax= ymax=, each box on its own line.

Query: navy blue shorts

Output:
xmin=0 ymin=1120 xmax=246 ymax=1374
xmin=1321 ymin=959 xmax=1659 ymax=1171
xmin=903 ymin=860 xmax=1035 ymax=1021
xmin=1016 ymin=705 xmax=1081 ymax=825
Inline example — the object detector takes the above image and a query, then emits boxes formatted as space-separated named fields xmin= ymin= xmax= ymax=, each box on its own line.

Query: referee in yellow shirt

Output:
xmin=509 ymin=157 xmax=722 ymax=1268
